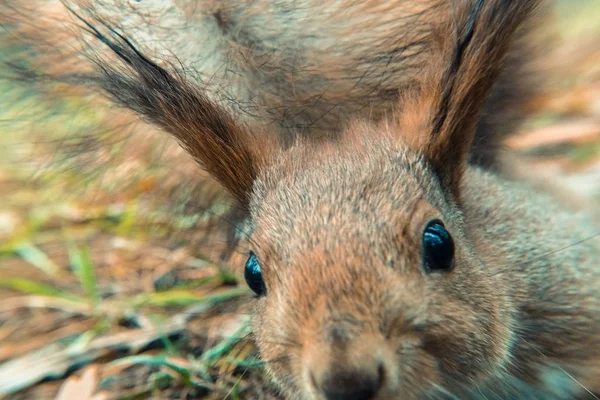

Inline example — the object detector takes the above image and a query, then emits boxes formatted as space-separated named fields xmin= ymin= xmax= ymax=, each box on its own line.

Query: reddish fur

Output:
xmin=1 ymin=0 xmax=543 ymax=168
xmin=1 ymin=0 xmax=546 ymax=261
xmin=245 ymin=2 xmax=599 ymax=398
xmin=3 ymin=1 xmax=599 ymax=399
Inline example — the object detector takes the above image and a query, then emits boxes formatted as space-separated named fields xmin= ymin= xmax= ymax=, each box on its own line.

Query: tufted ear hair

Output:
xmin=62 ymin=3 xmax=273 ymax=210
xmin=396 ymin=0 xmax=542 ymax=203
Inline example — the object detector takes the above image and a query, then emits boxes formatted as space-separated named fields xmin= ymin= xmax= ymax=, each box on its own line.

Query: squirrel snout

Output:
xmin=314 ymin=363 xmax=385 ymax=400
xmin=306 ymin=336 xmax=389 ymax=400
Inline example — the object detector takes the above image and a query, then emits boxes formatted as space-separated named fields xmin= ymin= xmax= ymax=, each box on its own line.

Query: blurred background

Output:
xmin=0 ymin=1 xmax=599 ymax=399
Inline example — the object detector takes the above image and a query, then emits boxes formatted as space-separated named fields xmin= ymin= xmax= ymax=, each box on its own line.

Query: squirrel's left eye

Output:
xmin=422 ymin=219 xmax=455 ymax=273
xmin=244 ymin=251 xmax=266 ymax=296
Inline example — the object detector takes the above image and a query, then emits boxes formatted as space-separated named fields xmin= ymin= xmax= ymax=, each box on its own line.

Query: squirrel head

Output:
xmin=76 ymin=0 xmax=541 ymax=397
xmin=247 ymin=128 xmax=515 ymax=398
xmin=248 ymin=2 xmax=539 ymax=396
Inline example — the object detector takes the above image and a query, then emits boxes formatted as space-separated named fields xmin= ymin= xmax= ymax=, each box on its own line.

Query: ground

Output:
xmin=0 ymin=2 xmax=599 ymax=399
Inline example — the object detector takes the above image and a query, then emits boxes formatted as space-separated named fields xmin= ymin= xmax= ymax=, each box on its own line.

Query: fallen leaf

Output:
xmin=54 ymin=365 xmax=108 ymax=400
xmin=0 ymin=211 xmax=21 ymax=241
xmin=508 ymin=119 xmax=600 ymax=150
xmin=0 ymin=319 xmax=94 ymax=361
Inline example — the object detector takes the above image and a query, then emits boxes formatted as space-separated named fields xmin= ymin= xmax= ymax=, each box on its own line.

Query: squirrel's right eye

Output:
xmin=422 ymin=219 xmax=455 ymax=273
xmin=244 ymin=251 xmax=266 ymax=296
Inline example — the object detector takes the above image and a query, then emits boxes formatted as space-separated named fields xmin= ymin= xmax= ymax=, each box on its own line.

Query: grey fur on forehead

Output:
xmin=248 ymin=142 xmax=452 ymax=257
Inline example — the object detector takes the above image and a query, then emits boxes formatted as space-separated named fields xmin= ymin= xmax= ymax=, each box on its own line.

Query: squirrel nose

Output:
xmin=317 ymin=363 xmax=385 ymax=400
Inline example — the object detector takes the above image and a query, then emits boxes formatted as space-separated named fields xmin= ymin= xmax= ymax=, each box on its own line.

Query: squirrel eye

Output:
xmin=244 ymin=251 xmax=266 ymax=296
xmin=422 ymin=219 xmax=455 ymax=273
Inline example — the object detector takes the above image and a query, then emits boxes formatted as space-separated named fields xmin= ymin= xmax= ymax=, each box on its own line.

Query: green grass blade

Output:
xmin=12 ymin=242 xmax=60 ymax=276
xmin=201 ymin=321 xmax=252 ymax=364
xmin=0 ymin=277 xmax=82 ymax=301
xmin=109 ymin=355 xmax=210 ymax=389
xmin=66 ymin=239 xmax=100 ymax=309
xmin=131 ymin=287 xmax=249 ymax=308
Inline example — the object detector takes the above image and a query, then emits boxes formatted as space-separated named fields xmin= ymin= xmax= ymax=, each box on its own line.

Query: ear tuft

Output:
xmin=64 ymin=3 xmax=268 ymax=209
xmin=397 ymin=0 xmax=542 ymax=202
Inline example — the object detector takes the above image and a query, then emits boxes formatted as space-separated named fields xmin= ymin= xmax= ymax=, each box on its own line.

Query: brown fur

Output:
xmin=4 ymin=1 xmax=599 ymax=399
xmin=1 ymin=0 xmax=547 ymax=262
xmin=1 ymin=0 xmax=543 ymax=170
xmin=248 ymin=2 xmax=599 ymax=397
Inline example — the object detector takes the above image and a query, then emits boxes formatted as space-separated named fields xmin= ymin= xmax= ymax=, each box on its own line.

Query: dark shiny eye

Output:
xmin=244 ymin=251 xmax=266 ymax=296
xmin=422 ymin=219 xmax=455 ymax=273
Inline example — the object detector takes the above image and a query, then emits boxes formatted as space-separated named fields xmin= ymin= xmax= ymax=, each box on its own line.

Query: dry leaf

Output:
xmin=508 ymin=119 xmax=600 ymax=149
xmin=54 ymin=365 xmax=107 ymax=400
xmin=0 ymin=319 xmax=94 ymax=361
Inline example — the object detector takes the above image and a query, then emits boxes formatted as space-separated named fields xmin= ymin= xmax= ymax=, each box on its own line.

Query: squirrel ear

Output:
xmin=67 ymin=5 xmax=269 ymax=210
xmin=397 ymin=0 xmax=541 ymax=202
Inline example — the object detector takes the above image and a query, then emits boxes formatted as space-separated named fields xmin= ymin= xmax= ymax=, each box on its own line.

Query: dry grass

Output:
xmin=0 ymin=1 xmax=599 ymax=399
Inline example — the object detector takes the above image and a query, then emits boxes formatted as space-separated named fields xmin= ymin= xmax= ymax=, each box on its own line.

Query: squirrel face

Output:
xmin=247 ymin=133 xmax=514 ymax=398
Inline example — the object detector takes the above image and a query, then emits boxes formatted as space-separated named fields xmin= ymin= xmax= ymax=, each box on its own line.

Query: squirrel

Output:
xmin=4 ymin=0 xmax=599 ymax=398
xmin=1 ymin=0 xmax=545 ymax=262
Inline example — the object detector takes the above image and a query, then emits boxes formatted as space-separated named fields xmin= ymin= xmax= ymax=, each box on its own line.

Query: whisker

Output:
xmin=554 ymin=367 xmax=599 ymax=400
xmin=221 ymin=367 xmax=249 ymax=400
xmin=259 ymin=340 xmax=301 ymax=350
xmin=519 ymin=337 xmax=600 ymax=400
xmin=429 ymin=381 xmax=460 ymax=400
xmin=516 ymin=232 xmax=600 ymax=269
xmin=482 ymin=232 xmax=600 ymax=281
